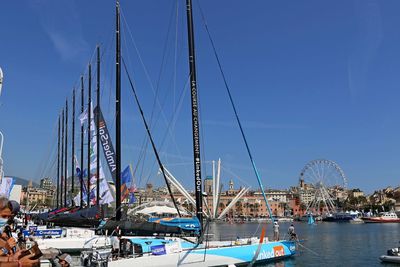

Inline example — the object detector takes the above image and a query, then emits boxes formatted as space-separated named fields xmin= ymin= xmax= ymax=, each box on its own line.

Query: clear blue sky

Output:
xmin=1 ymin=0 xmax=400 ymax=194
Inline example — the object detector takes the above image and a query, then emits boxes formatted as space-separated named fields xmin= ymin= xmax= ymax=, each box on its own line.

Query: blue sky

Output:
xmin=1 ymin=0 xmax=400 ymax=194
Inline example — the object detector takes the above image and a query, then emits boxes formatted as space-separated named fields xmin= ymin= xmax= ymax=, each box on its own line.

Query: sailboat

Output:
xmin=308 ymin=214 xmax=315 ymax=225
xmin=81 ymin=0 xmax=297 ymax=266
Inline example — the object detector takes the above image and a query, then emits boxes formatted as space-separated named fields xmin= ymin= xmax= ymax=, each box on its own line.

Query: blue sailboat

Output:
xmin=308 ymin=214 xmax=315 ymax=225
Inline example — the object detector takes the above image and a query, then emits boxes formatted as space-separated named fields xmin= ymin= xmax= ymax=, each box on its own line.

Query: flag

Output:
xmin=129 ymin=192 xmax=136 ymax=204
xmin=121 ymin=165 xmax=133 ymax=202
xmin=79 ymin=108 xmax=88 ymax=126
xmin=0 ymin=177 xmax=14 ymax=198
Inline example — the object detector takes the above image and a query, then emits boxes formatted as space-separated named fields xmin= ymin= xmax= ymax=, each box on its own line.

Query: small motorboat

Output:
xmin=380 ymin=246 xmax=400 ymax=263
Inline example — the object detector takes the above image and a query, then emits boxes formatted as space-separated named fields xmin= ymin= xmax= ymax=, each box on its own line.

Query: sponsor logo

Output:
xmin=273 ymin=245 xmax=285 ymax=257
xmin=151 ymin=245 xmax=166 ymax=255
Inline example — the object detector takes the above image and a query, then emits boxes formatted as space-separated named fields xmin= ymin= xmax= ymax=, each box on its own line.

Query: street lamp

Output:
xmin=0 ymin=67 xmax=4 ymax=181
xmin=0 ymin=67 xmax=3 ymax=97
xmin=0 ymin=131 xmax=3 ymax=181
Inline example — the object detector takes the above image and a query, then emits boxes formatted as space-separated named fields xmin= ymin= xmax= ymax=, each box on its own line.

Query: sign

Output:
xmin=151 ymin=245 xmax=166 ymax=256
xmin=28 ymin=226 xmax=38 ymax=232
xmin=23 ymin=229 xmax=63 ymax=237
xmin=94 ymin=106 xmax=116 ymax=183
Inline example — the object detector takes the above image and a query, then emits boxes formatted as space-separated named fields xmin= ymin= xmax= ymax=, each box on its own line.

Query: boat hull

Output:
xmin=380 ymin=255 xmax=400 ymax=263
xmin=362 ymin=218 xmax=400 ymax=223
xmin=108 ymin=241 xmax=296 ymax=267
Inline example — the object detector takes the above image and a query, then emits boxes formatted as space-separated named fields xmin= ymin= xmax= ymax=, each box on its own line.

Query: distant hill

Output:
xmin=4 ymin=176 xmax=39 ymax=187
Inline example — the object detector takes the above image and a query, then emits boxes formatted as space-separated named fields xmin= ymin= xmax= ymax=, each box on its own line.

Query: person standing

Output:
xmin=273 ymin=221 xmax=280 ymax=241
xmin=288 ymin=224 xmax=297 ymax=241
xmin=111 ymin=234 xmax=121 ymax=260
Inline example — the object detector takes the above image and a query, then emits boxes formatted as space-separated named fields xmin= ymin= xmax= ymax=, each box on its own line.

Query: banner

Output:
xmin=94 ymin=106 xmax=116 ymax=184
xmin=89 ymin=103 xmax=114 ymax=205
xmin=0 ymin=177 xmax=14 ymax=198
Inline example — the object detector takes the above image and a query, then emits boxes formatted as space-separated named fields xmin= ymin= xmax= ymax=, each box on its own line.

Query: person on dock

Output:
xmin=288 ymin=224 xmax=298 ymax=241
xmin=111 ymin=234 xmax=121 ymax=260
xmin=273 ymin=221 xmax=280 ymax=241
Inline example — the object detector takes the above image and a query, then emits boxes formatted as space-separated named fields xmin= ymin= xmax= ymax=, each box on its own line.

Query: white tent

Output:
xmin=127 ymin=201 xmax=191 ymax=217
xmin=136 ymin=205 xmax=188 ymax=216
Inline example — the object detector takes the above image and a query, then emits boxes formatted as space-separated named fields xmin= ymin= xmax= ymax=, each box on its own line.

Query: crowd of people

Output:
xmin=0 ymin=196 xmax=74 ymax=267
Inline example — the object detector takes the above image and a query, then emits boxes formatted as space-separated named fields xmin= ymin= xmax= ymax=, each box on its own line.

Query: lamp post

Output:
xmin=0 ymin=131 xmax=3 ymax=181
xmin=0 ymin=67 xmax=4 ymax=182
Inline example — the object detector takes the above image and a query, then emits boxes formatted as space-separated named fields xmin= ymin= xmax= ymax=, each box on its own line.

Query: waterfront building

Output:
xmin=21 ymin=185 xmax=54 ymax=210
xmin=349 ymin=189 xmax=364 ymax=198
xmin=39 ymin=177 xmax=53 ymax=191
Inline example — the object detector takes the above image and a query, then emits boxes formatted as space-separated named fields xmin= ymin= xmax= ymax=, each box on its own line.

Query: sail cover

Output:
xmin=98 ymin=220 xmax=189 ymax=236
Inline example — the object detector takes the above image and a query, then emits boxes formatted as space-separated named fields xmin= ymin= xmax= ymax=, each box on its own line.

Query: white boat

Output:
xmin=34 ymin=227 xmax=97 ymax=253
xmin=82 ymin=236 xmax=296 ymax=267
xmin=362 ymin=212 xmax=400 ymax=223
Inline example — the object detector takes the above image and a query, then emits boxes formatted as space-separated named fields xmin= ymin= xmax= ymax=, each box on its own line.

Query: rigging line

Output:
xmin=121 ymin=7 xmax=180 ymax=136
xmin=142 ymin=75 xmax=190 ymax=188
xmin=37 ymin=119 xmax=57 ymax=178
xmin=120 ymin=7 xmax=168 ymax=127
xmin=142 ymin=75 xmax=191 ymax=190
xmin=122 ymin=57 xmax=181 ymax=217
xmin=120 ymin=21 xmax=150 ymax=188
xmin=35 ymin=116 xmax=59 ymax=180
xmin=120 ymin=9 xmax=169 ymax=181
xmin=220 ymin=165 xmax=252 ymax=188
xmin=121 ymin=5 xmax=193 ymax=185
xmin=196 ymin=1 xmax=275 ymax=222
xmin=38 ymin=134 xmax=57 ymax=179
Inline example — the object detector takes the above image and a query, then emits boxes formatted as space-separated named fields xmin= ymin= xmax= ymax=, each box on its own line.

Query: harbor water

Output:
xmin=71 ymin=221 xmax=399 ymax=266
xmin=208 ymin=221 xmax=399 ymax=266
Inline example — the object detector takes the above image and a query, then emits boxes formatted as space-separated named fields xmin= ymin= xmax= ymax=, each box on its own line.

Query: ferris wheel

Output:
xmin=299 ymin=159 xmax=347 ymax=214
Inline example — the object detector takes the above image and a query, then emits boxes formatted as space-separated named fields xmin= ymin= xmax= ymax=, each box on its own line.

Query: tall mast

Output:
xmin=61 ymin=109 xmax=64 ymax=207
xmin=87 ymin=64 xmax=92 ymax=207
xmin=96 ymin=45 xmax=101 ymax=206
xmin=64 ymin=99 xmax=68 ymax=207
xmin=57 ymin=115 xmax=60 ymax=208
xmin=185 ymin=0 xmax=203 ymax=232
xmin=115 ymin=0 xmax=122 ymax=221
xmin=80 ymin=76 xmax=84 ymax=207
xmin=71 ymin=88 xmax=76 ymax=205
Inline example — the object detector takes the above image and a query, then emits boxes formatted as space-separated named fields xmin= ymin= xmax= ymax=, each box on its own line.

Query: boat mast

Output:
xmin=64 ymin=99 xmax=68 ymax=207
xmin=185 ymin=0 xmax=203 ymax=232
xmin=96 ymin=45 xmax=100 ymax=206
xmin=80 ymin=76 xmax=84 ymax=207
xmin=71 ymin=88 xmax=75 ymax=205
xmin=115 ymin=0 xmax=122 ymax=221
xmin=60 ymin=109 xmax=64 ymax=207
xmin=57 ymin=115 xmax=60 ymax=208
xmin=87 ymin=64 xmax=92 ymax=207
